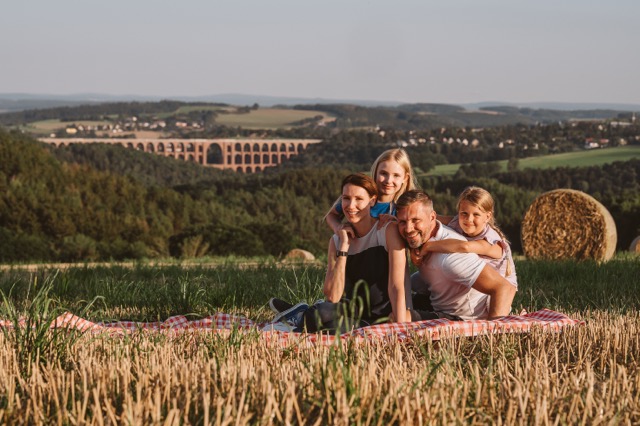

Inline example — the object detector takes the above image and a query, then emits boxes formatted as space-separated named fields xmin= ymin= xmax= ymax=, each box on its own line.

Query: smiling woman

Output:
xmin=296 ymin=173 xmax=412 ymax=332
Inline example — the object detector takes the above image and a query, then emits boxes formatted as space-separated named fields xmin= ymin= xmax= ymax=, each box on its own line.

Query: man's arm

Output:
xmin=385 ymin=223 xmax=409 ymax=322
xmin=471 ymin=264 xmax=516 ymax=319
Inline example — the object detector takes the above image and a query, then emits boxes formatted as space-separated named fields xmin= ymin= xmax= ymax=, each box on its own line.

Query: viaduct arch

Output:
xmin=40 ymin=138 xmax=322 ymax=173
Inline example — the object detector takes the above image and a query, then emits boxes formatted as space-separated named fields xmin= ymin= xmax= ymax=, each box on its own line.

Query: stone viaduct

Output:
xmin=40 ymin=137 xmax=322 ymax=173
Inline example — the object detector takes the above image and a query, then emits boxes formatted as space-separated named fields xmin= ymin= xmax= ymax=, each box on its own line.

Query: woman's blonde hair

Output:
xmin=457 ymin=186 xmax=513 ymax=276
xmin=370 ymin=148 xmax=417 ymax=202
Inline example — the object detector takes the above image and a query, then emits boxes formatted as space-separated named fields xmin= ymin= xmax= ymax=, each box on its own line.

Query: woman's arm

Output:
xmin=385 ymin=223 xmax=410 ymax=323
xmin=420 ymin=239 xmax=504 ymax=259
xmin=323 ymin=232 xmax=350 ymax=302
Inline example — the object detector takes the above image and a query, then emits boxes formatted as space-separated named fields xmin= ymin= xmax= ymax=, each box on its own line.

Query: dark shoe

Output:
xmin=272 ymin=302 xmax=309 ymax=324
xmin=411 ymin=309 xmax=441 ymax=321
xmin=410 ymin=309 xmax=463 ymax=321
xmin=268 ymin=297 xmax=294 ymax=313
xmin=412 ymin=292 xmax=434 ymax=311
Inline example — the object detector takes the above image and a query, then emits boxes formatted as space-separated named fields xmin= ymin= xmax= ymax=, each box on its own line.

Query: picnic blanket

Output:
xmin=0 ymin=309 xmax=583 ymax=346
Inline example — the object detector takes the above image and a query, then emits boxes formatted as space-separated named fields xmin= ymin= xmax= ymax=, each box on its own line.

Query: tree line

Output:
xmin=0 ymin=100 xmax=225 ymax=126
xmin=293 ymin=103 xmax=638 ymax=129
xmin=1 ymin=127 xmax=639 ymax=263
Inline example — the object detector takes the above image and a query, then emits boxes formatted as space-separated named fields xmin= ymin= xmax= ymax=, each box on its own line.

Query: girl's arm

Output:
xmin=419 ymin=239 xmax=504 ymax=259
xmin=325 ymin=203 xmax=355 ymax=238
xmin=385 ymin=223 xmax=410 ymax=323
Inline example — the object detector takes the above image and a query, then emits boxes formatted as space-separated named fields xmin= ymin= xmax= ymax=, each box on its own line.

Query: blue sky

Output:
xmin=1 ymin=0 xmax=639 ymax=104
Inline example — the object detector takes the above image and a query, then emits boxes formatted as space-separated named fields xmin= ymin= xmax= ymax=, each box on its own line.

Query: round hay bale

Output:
xmin=521 ymin=189 xmax=617 ymax=262
xmin=283 ymin=249 xmax=315 ymax=262
xmin=630 ymin=236 xmax=640 ymax=253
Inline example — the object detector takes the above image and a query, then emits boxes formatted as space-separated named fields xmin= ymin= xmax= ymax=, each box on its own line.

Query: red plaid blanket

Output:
xmin=0 ymin=309 xmax=583 ymax=345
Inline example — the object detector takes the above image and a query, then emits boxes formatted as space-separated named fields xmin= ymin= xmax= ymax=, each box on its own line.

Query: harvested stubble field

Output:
xmin=0 ymin=257 xmax=639 ymax=425
xmin=213 ymin=108 xmax=335 ymax=129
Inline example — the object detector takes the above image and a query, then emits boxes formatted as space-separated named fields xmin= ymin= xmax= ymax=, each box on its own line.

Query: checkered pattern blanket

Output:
xmin=0 ymin=309 xmax=583 ymax=345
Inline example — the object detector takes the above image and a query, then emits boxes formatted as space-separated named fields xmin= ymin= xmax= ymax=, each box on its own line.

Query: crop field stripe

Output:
xmin=427 ymin=145 xmax=640 ymax=176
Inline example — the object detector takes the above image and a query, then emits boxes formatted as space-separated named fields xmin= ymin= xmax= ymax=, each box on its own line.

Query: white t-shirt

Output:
xmin=418 ymin=222 xmax=489 ymax=320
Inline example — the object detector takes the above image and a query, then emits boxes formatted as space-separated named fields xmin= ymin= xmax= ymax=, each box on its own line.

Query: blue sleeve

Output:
xmin=370 ymin=202 xmax=394 ymax=218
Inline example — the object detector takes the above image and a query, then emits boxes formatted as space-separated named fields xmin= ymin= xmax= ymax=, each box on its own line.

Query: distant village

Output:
xmin=54 ymin=111 xmax=639 ymax=154
xmin=387 ymin=118 xmax=635 ymax=152
xmin=56 ymin=116 xmax=200 ymax=138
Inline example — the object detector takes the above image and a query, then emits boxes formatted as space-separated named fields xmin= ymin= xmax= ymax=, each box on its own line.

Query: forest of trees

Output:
xmin=292 ymin=103 xmax=637 ymax=129
xmin=1 ymin=125 xmax=639 ymax=263
xmin=0 ymin=128 xmax=349 ymax=261
xmin=0 ymin=100 xmax=226 ymax=126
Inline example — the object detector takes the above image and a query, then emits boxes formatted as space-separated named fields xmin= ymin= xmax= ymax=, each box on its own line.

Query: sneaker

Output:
xmin=272 ymin=301 xmax=309 ymax=324
xmin=268 ymin=297 xmax=295 ymax=314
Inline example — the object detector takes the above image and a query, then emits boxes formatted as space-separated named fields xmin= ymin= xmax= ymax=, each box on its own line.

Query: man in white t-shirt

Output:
xmin=396 ymin=190 xmax=516 ymax=320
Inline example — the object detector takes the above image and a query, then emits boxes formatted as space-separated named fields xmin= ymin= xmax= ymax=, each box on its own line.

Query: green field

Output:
xmin=426 ymin=145 xmax=640 ymax=176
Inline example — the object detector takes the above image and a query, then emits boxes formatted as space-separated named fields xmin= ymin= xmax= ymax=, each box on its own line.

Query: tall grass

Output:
xmin=0 ymin=263 xmax=326 ymax=321
xmin=0 ymin=275 xmax=99 ymax=376
xmin=1 ymin=256 xmax=637 ymax=319
xmin=513 ymin=255 xmax=640 ymax=313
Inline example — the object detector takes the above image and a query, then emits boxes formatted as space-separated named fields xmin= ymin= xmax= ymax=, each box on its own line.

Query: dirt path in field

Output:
xmin=0 ymin=260 xmax=322 ymax=273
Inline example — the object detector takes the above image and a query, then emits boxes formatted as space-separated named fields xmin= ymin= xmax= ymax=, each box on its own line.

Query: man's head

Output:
xmin=396 ymin=190 xmax=437 ymax=249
